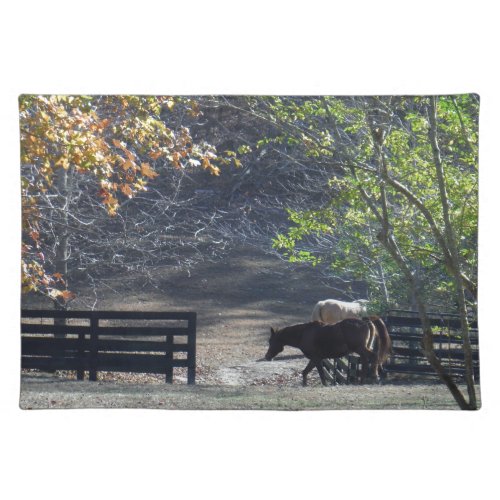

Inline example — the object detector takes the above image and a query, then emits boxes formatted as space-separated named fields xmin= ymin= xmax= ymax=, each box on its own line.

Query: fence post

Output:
xmin=187 ymin=313 xmax=197 ymax=384
xmin=348 ymin=355 xmax=358 ymax=384
xmin=89 ymin=312 xmax=98 ymax=381
xmin=77 ymin=329 xmax=85 ymax=381
xmin=165 ymin=335 xmax=173 ymax=383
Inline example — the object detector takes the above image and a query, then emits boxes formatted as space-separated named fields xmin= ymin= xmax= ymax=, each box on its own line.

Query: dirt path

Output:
xmin=211 ymin=356 xmax=306 ymax=386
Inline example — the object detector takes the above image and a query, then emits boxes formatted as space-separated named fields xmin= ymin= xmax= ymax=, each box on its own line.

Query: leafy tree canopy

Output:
xmin=262 ymin=95 xmax=478 ymax=312
xmin=20 ymin=95 xmax=229 ymax=300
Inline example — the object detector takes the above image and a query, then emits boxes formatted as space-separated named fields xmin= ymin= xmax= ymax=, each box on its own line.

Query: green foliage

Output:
xmin=267 ymin=95 xmax=478 ymax=311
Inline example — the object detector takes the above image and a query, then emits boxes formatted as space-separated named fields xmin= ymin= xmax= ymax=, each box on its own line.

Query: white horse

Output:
xmin=311 ymin=299 xmax=369 ymax=324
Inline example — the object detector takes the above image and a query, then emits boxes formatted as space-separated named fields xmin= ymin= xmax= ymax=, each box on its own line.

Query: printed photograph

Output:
xmin=19 ymin=95 xmax=479 ymax=410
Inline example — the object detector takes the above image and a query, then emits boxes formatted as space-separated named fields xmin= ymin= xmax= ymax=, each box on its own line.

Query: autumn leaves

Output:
xmin=20 ymin=95 xmax=225 ymax=300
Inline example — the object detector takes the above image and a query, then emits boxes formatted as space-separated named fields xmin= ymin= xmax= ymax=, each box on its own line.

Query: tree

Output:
xmin=243 ymin=95 xmax=478 ymax=409
xmin=20 ymin=95 xmax=228 ymax=304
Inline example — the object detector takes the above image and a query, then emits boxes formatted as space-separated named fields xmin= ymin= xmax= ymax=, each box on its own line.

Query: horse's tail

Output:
xmin=311 ymin=302 xmax=323 ymax=322
xmin=370 ymin=316 xmax=392 ymax=366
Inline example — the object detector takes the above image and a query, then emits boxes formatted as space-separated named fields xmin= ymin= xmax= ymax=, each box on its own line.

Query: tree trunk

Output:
xmin=377 ymin=261 xmax=390 ymax=308
xmin=377 ymin=230 xmax=474 ymax=409
xmin=428 ymin=96 xmax=477 ymax=409
xmin=365 ymin=109 xmax=476 ymax=410
xmin=53 ymin=167 xmax=70 ymax=337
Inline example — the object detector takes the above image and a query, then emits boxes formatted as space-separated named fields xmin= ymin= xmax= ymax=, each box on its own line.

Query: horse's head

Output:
xmin=265 ymin=327 xmax=284 ymax=360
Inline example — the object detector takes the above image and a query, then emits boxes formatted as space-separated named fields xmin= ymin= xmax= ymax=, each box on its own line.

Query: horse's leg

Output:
xmin=369 ymin=333 xmax=383 ymax=381
xmin=369 ymin=352 xmax=380 ymax=383
xmin=362 ymin=321 xmax=381 ymax=382
xmin=367 ymin=324 xmax=377 ymax=351
xmin=315 ymin=361 xmax=328 ymax=386
xmin=302 ymin=359 xmax=316 ymax=386
xmin=357 ymin=346 xmax=379 ymax=384
xmin=358 ymin=352 xmax=370 ymax=383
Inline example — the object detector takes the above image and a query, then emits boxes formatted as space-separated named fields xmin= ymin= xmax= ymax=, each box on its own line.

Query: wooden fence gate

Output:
xmin=21 ymin=310 xmax=197 ymax=384
xmin=383 ymin=310 xmax=479 ymax=381
xmin=321 ymin=310 xmax=479 ymax=384
xmin=322 ymin=356 xmax=361 ymax=385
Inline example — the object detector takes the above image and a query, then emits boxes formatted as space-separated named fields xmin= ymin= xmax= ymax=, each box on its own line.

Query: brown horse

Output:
xmin=264 ymin=317 xmax=391 ymax=386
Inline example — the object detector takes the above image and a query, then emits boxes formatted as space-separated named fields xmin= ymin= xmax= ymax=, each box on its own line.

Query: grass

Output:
xmin=20 ymin=375 xmax=479 ymax=410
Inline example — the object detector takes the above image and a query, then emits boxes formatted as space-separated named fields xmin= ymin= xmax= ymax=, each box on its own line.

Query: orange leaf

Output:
xmin=124 ymin=148 xmax=136 ymax=162
xmin=103 ymin=194 xmax=118 ymax=206
xmin=141 ymin=163 xmax=158 ymax=179
xmin=149 ymin=150 xmax=163 ymax=160
xmin=122 ymin=159 xmax=137 ymax=171
xmin=120 ymin=184 xmax=133 ymax=197
xmin=61 ymin=290 xmax=76 ymax=302
xmin=55 ymin=157 xmax=70 ymax=169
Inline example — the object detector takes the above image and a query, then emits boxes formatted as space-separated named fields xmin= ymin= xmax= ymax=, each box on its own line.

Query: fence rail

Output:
xmin=321 ymin=310 xmax=479 ymax=384
xmin=384 ymin=310 xmax=479 ymax=381
xmin=21 ymin=309 xmax=197 ymax=384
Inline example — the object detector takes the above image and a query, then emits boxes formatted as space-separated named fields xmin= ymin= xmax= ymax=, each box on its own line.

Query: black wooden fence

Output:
xmin=21 ymin=310 xmax=197 ymax=384
xmin=322 ymin=356 xmax=360 ymax=385
xmin=322 ymin=310 xmax=479 ymax=384
xmin=384 ymin=310 xmax=479 ymax=381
